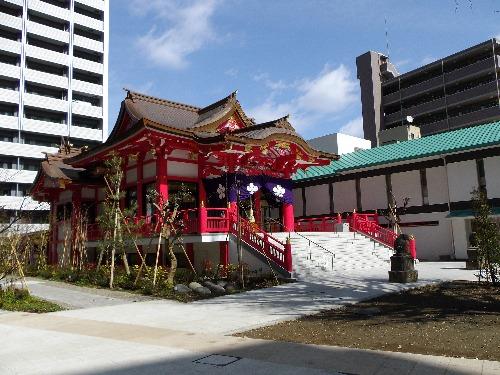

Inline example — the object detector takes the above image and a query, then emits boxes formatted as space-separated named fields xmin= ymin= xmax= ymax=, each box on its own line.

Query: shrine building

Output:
xmin=31 ymin=90 xmax=337 ymax=277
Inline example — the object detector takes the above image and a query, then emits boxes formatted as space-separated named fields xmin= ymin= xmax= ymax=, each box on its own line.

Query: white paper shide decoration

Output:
xmin=217 ymin=184 xmax=226 ymax=199
xmin=246 ymin=182 xmax=259 ymax=195
xmin=273 ymin=184 xmax=285 ymax=198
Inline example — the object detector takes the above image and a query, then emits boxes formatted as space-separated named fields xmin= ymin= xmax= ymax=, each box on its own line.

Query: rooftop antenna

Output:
xmin=384 ymin=17 xmax=390 ymax=58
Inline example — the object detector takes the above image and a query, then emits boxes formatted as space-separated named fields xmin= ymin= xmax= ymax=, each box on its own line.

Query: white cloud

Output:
xmin=339 ymin=116 xmax=364 ymax=138
xmin=297 ymin=65 xmax=358 ymax=114
xmin=248 ymin=64 xmax=359 ymax=133
xmin=133 ymin=0 xmax=220 ymax=69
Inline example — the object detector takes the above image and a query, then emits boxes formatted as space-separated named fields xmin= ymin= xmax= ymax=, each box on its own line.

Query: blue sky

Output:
xmin=109 ymin=0 xmax=500 ymax=140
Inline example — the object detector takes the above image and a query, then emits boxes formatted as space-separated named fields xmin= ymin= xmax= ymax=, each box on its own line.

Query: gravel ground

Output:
xmin=240 ymin=281 xmax=500 ymax=361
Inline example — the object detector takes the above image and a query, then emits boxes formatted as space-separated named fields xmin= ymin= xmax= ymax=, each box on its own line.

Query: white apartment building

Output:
xmin=0 ymin=0 xmax=108 ymax=227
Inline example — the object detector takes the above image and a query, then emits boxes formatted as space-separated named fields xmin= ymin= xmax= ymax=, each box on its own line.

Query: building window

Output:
xmin=476 ymin=158 xmax=487 ymax=196
xmin=420 ymin=169 xmax=429 ymax=205
xmin=125 ymin=188 xmax=137 ymax=214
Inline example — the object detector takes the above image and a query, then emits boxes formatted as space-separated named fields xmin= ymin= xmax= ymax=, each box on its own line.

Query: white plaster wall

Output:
xmin=81 ymin=187 xmax=94 ymax=199
xmin=170 ymin=150 xmax=190 ymax=158
xmin=143 ymin=162 xmax=156 ymax=179
xmin=332 ymin=180 xmax=356 ymax=212
xmin=305 ymin=184 xmax=329 ymax=216
xmin=447 ymin=160 xmax=478 ymax=202
xmin=451 ymin=218 xmax=469 ymax=260
xmin=360 ymin=175 xmax=387 ymax=211
xmin=337 ymin=133 xmax=371 ymax=155
xmin=229 ymin=239 xmax=276 ymax=277
xmin=426 ymin=166 xmax=449 ymax=205
xmin=399 ymin=212 xmax=452 ymax=260
xmin=293 ymin=188 xmax=303 ymax=217
xmin=193 ymin=242 xmax=220 ymax=271
xmin=126 ymin=168 xmax=137 ymax=184
xmin=484 ymin=155 xmax=500 ymax=198
xmin=391 ymin=170 xmax=422 ymax=206
xmin=168 ymin=161 xmax=197 ymax=178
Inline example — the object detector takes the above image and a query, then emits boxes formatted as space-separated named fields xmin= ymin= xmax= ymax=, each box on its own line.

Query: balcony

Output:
xmin=26 ymin=20 xmax=69 ymax=44
xmin=23 ymin=118 xmax=68 ymax=136
xmin=25 ymin=68 xmax=68 ymax=89
xmin=72 ymin=100 xmax=102 ymax=118
xmin=0 ymin=168 xmax=37 ymax=184
xmin=0 ymin=62 xmax=20 ymax=79
xmin=75 ymin=0 xmax=105 ymax=11
xmin=71 ymin=78 xmax=102 ymax=95
xmin=4 ymin=0 xmax=23 ymax=6
xmin=0 ymin=140 xmax=57 ymax=158
xmin=448 ymin=105 xmax=500 ymax=130
xmin=382 ymin=90 xmax=400 ymax=105
xmin=74 ymin=12 xmax=104 ymax=32
xmin=0 ymin=87 xmax=19 ymax=104
xmin=24 ymin=92 xmax=68 ymax=112
xmin=420 ymin=119 xmax=449 ymax=136
xmin=445 ymin=57 xmax=497 ymax=84
xmin=383 ymin=110 xmax=402 ymax=125
xmin=0 ymin=114 xmax=19 ymax=130
xmin=0 ymin=37 xmax=21 ymax=54
xmin=404 ymin=97 xmax=446 ymax=117
xmin=0 ymin=11 xmax=22 ymax=30
xmin=70 ymin=125 xmax=101 ymax=141
xmin=73 ymin=56 xmax=103 ymax=75
xmin=73 ymin=34 xmax=103 ymax=53
xmin=25 ymin=44 xmax=69 ymax=66
xmin=446 ymin=80 xmax=498 ymax=107
xmin=27 ymin=0 xmax=70 ymax=21
xmin=401 ymin=76 xmax=443 ymax=100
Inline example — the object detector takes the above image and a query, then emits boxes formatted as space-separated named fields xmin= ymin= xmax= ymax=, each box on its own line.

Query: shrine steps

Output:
xmin=272 ymin=232 xmax=393 ymax=281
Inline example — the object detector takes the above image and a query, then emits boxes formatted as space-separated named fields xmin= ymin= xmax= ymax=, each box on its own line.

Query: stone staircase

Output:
xmin=272 ymin=231 xmax=393 ymax=280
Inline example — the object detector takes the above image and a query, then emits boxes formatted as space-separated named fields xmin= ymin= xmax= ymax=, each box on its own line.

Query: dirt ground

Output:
xmin=239 ymin=281 xmax=500 ymax=361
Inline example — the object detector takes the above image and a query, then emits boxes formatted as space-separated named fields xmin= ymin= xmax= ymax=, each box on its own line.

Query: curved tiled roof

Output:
xmin=294 ymin=121 xmax=500 ymax=181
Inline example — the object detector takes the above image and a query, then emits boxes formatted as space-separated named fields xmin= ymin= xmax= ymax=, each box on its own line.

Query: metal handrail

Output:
xmin=264 ymin=217 xmax=336 ymax=258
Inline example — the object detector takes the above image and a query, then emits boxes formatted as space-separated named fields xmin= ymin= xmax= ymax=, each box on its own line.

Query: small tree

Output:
xmin=383 ymin=190 xmax=410 ymax=234
xmin=96 ymin=153 xmax=131 ymax=288
xmin=471 ymin=189 xmax=500 ymax=285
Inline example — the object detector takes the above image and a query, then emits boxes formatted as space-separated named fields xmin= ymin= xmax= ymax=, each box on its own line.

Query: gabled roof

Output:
xmin=294 ymin=121 xmax=500 ymax=182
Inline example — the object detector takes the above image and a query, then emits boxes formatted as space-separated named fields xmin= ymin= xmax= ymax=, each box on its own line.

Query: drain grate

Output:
xmin=193 ymin=354 xmax=242 ymax=367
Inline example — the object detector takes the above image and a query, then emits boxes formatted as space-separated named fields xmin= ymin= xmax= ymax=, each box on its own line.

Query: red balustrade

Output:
xmin=229 ymin=217 xmax=291 ymax=272
xmin=351 ymin=214 xmax=397 ymax=248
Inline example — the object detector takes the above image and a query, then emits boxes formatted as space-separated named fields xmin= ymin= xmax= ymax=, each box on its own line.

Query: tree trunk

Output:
xmin=166 ymin=239 xmax=177 ymax=285
xmin=109 ymin=204 xmax=118 ymax=289
xmin=153 ymin=228 xmax=163 ymax=286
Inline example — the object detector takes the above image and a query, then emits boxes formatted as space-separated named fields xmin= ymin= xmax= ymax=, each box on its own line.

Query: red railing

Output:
xmin=295 ymin=214 xmax=342 ymax=232
xmin=229 ymin=216 xmax=292 ymax=272
xmin=350 ymin=213 xmax=397 ymax=249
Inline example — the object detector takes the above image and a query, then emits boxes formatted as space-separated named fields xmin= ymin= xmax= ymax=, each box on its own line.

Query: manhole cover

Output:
xmin=193 ymin=354 xmax=241 ymax=367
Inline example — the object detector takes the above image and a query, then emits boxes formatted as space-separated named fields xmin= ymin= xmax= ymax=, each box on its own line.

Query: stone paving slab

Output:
xmin=50 ymin=262 xmax=478 ymax=334
xmin=0 ymin=313 xmax=497 ymax=375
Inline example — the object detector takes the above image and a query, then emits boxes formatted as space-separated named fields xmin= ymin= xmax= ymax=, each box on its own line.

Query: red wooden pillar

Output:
xmin=336 ymin=212 xmax=342 ymax=224
xmin=119 ymin=156 xmax=127 ymax=211
xmin=199 ymin=202 xmax=207 ymax=233
xmin=156 ymin=149 xmax=168 ymax=206
xmin=351 ymin=209 xmax=357 ymax=231
xmin=136 ymin=152 xmax=144 ymax=216
xmin=409 ymin=236 xmax=417 ymax=260
xmin=284 ymin=237 xmax=292 ymax=273
xmin=219 ymin=241 xmax=229 ymax=275
xmin=49 ymin=197 xmax=58 ymax=265
xmin=198 ymin=156 xmax=207 ymax=206
xmin=282 ymin=203 xmax=294 ymax=232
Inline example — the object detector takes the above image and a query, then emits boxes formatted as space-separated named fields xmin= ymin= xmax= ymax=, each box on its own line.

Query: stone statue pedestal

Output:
xmin=388 ymin=254 xmax=418 ymax=283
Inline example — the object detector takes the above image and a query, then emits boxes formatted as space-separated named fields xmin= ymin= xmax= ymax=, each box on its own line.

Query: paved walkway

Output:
xmin=0 ymin=262 xmax=497 ymax=374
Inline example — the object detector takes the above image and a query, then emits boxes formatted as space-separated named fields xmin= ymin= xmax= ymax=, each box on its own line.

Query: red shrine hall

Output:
xmin=31 ymin=91 xmax=337 ymax=277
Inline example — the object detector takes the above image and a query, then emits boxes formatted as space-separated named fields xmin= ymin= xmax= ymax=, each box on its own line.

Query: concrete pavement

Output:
xmin=0 ymin=262 xmax=496 ymax=374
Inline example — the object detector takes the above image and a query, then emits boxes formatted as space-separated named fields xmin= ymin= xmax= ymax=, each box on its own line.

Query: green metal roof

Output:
xmin=294 ymin=121 xmax=500 ymax=182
